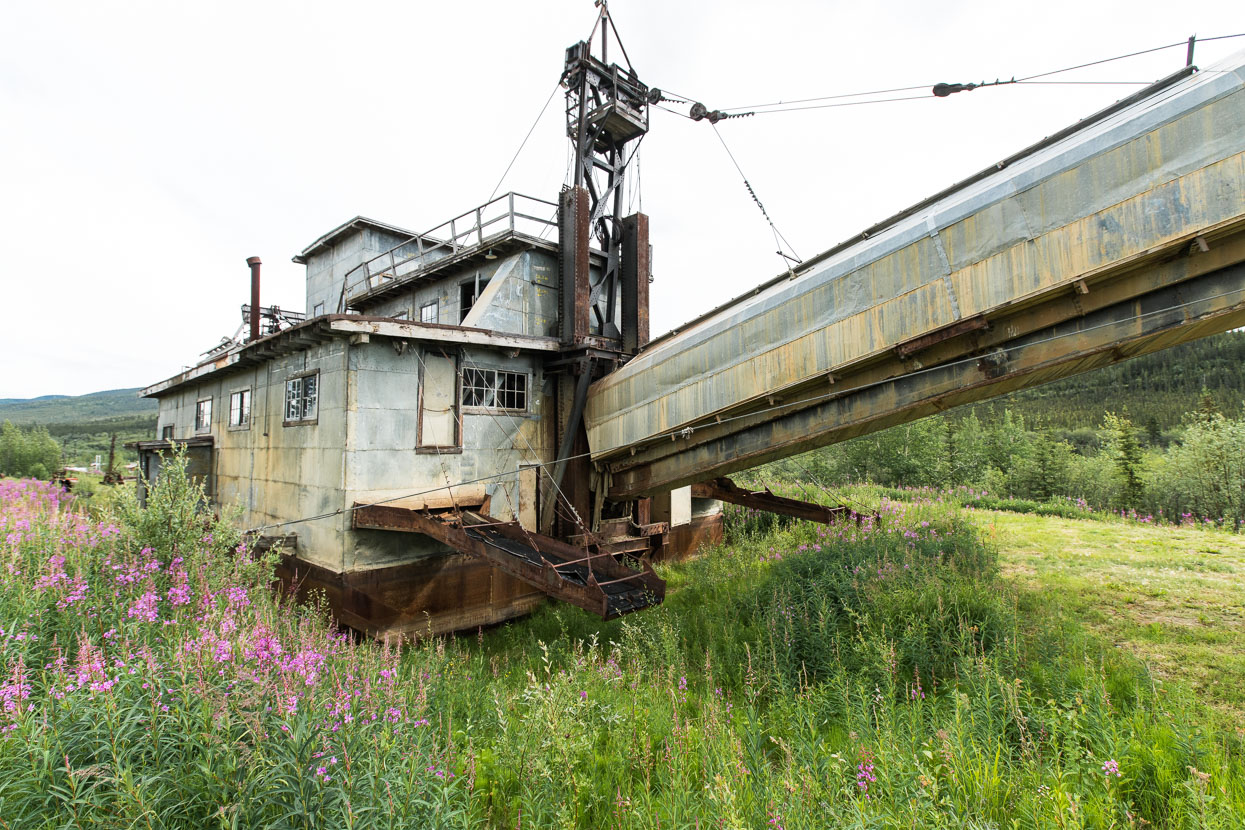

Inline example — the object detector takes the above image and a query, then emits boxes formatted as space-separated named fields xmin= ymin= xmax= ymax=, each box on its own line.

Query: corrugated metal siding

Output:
xmin=586 ymin=51 xmax=1245 ymax=458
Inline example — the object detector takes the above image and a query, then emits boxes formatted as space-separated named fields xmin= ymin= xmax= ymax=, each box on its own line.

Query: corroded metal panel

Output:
xmin=608 ymin=262 xmax=1245 ymax=497
xmin=587 ymin=52 xmax=1245 ymax=470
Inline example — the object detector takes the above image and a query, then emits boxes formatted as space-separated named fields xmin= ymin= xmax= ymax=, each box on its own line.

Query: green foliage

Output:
xmin=4 ymin=473 xmax=1245 ymax=827
xmin=1154 ymin=412 xmax=1245 ymax=530
xmin=0 ymin=419 xmax=61 ymax=478
xmin=1104 ymin=413 xmax=1146 ymax=510
xmin=114 ymin=442 xmax=243 ymax=565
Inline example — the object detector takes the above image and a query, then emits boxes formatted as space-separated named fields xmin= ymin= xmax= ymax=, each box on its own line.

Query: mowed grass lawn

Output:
xmin=981 ymin=510 xmax=1245 ymax=722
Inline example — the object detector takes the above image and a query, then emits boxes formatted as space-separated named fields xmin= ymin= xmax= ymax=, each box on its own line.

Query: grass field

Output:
xmin=3 ymin=466 xmax=1244 ymax=827
xmin=984 ymin=510 xmax=1245 ymax=723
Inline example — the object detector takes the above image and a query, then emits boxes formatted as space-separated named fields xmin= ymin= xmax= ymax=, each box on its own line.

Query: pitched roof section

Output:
xmin=293 ymin=216 xmax=417 ymax=263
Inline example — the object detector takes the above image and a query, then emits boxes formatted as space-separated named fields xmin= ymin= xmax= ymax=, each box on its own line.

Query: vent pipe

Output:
xmin=246 ymin=256 xmax=262 ymax=341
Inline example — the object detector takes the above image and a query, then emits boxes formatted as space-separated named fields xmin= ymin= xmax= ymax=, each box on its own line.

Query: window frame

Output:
xmin=228 ymin=388 xmax=252 ymax=430
xmin=419 ymin=302 xmax=438 ymax=324
xmin=312 ymin=302 xmax=325 ymax=318
xmin=194 ymin=398 xmax=213 ymax=433
xmin=161 ymin=424 xmax=174 ymax=440
xmin=283 ymin=371 xmax=319 ymax=426
xmin=459 ymin=276 xmax=489 ymax=323
xmin=461 ymin=367 xmax=529 ymax=413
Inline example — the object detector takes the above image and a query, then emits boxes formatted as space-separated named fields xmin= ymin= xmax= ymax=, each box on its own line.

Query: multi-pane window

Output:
xmin=420 ymin=302 xmax=438 ymax=324
xmin=194 ymin=398 xmax=212 ymax=432
xmin=229 ymin=389 xmax=251 ymax=428
xmin=462 ymin=368 xmax=527 ymax=411
xmin=285 ymin=373 xmax=318 ymax=423
xmin=392 ymin=308 xmax=409 ymax=320
xmin=312 ymin=302 xmax=325 ymax=318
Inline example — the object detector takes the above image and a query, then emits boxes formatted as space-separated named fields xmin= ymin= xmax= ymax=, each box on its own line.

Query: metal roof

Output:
xmin=292 ymin=216 xmax=419 ymax=263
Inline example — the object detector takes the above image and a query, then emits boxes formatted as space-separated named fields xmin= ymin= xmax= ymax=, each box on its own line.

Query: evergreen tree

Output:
xmin=1104 ymin=413 xmax=1145 ymax=510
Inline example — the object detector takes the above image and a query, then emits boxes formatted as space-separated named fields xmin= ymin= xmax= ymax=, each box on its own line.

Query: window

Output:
xmin=392 ymin=308 xmax=409 ymax=320
xmin=195 ymin=398 xmax=212 ymax=432
xmin=284 ymin=373 xmax=318 ymax=423
xmin=313 ymin=302 xmax=325 ymax=317
xmin=459 ymin=276 xmax=489 ymax=323
xmin=161 ymin=425 xmax=174 ymax=440
xmin=229 ymin=389 xmax=251 ymax=428
xmin=462 ymin=368 xmax=527 ymax=411
xmin=420 ymin=302 xmax=438 ymax=324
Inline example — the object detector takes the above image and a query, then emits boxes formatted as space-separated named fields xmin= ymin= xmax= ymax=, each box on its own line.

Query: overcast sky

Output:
xmin=2 ymin=0 xmax=1241 ymax=400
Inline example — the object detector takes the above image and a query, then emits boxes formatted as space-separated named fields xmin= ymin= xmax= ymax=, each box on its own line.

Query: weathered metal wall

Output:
xmin=586 ymin=52 xmax=1245 ymax=478
xmin=304 ymin=226 xmax=427 ymax=317
xmin=342 ymin=339 xmax=555 ymax=571
xmin=153 ymin=328 xmax=556 ymax=576
xmin=360 ymin=249 xmax=561 ymax=336
xmin=154 ymin=339 xmax=351 ymax=572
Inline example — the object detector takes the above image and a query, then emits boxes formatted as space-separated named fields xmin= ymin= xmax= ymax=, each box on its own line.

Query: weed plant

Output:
xmin=1 ymin=460 xmax=1242 ymax=827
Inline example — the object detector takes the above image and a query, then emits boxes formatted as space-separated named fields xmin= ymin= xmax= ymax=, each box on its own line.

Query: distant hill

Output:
xmin=0 ymin=388 xmax=156 ymax=426
xmin=0 ymin=388 xmax=158 ymax=468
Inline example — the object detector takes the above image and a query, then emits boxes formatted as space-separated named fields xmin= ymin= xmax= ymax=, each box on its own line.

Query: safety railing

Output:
xmin=342 ymin=192 xmax=559 ymax=307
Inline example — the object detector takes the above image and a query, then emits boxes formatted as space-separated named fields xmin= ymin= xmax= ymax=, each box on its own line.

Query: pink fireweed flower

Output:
xmin=166 ymin=583 xmax=192 ymax=606
xmin=127 ymin=591 xmax=160 ymax=623
xmin=1102 ymin=759 xmax=1121 ymax=778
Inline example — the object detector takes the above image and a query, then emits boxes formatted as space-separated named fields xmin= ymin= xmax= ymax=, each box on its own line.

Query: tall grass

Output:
xmin=1 ymin=463 xmax=1242 ymax=827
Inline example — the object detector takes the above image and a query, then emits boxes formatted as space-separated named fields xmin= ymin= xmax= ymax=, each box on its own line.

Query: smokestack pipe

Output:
xmin=246 ymin=256 xmax=262 ymax=342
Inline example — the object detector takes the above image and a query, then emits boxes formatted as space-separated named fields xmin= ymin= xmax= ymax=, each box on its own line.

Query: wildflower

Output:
xmin=1102 ymin=759 xmax=1121 ymax=778
xmin=856 ymin=760 xmax=877 ymax=797
xmin=127 ymin=591 xmax=160 ymax=623
xmin=166 ymin=583 xmax=192 ymax=606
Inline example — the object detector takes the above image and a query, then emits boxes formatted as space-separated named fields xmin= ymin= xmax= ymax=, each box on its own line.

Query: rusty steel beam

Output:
xmin=621 ymin=212 xmax=650 ymax=354
xmin=352 ymin=504 xmax=664 ymax=619
xmin=353 ymin=504 xmax=610 ymax=617
xmin=691 ymin=477 xmax=853 ymax=525
xmin=607 ymin=262 xmax=1245 ymax=498
xmin=559 ymin=186 xmax=591 ymax=346
xmin=894 ymin=315 xmax=989 ymax=359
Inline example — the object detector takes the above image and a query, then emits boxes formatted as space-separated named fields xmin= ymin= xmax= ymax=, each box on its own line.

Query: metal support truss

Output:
xmin=561 ymin=4 xmax=648 ymax=344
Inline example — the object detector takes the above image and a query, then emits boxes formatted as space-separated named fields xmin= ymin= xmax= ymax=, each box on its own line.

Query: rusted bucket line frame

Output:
xmin=691 ymin=477 xmax=864 ymax=525
xmin=351 ymin=503 xmax=664 ymax=619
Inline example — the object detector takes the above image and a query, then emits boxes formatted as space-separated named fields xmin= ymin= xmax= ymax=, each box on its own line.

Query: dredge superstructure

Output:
xmin=135 ymin=14 xmax=1245 ymax=636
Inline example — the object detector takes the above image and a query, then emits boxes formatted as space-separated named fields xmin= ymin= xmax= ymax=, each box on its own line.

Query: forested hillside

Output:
xmin=972 ymin=329 xmax=1245 ymax=429
xmin=0 ymin=388 xmax=156 ymax=469
xmin=0 ymin=387 xmax=156 ymax=424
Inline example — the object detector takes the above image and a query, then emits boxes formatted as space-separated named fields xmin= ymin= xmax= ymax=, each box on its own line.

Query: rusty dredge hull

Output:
xmin=135 ymin=24 xmax=1245 ymax=639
